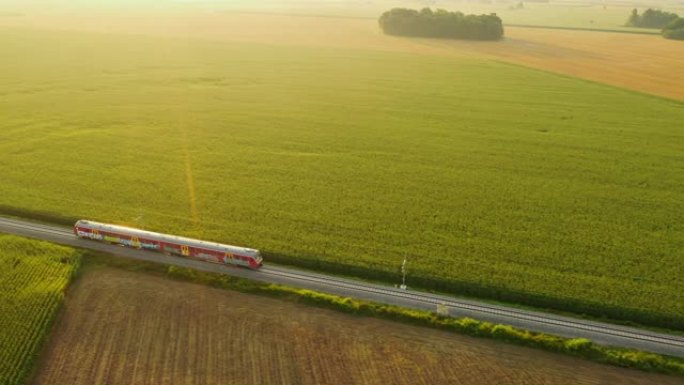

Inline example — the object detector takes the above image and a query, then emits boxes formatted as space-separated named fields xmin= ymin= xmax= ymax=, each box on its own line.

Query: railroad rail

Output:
xmin=1 ymin=216 xmax=683 ymax=357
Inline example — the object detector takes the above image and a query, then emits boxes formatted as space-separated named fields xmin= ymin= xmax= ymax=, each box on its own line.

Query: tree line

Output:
xmin=662 ymin=17 xmax=684 ymax=40
xmin=379 ymin=8 xmax=504 ymax=41
xmin=626 ymin=8 xmax=679 ymax=28
xmin=626 ymin=8 xmax=684 ymax=40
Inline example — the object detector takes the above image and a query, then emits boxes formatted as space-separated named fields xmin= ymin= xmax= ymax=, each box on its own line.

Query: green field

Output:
xmin=0 ymin=235 xmax=81 ymax=385
xmin=0 ymin=26 xmax=683 ymax=328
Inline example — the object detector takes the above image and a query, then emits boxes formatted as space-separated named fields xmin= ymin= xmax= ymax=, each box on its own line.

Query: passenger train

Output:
xmin=74 ymin=220 xmax=263 ymax=269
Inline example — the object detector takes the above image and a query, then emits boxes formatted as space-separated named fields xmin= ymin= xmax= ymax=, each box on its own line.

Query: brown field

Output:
xmin=32 ymin=267 xmax=681 ymax=385
xmin=1 ymin=10 xmax=683 ymax=100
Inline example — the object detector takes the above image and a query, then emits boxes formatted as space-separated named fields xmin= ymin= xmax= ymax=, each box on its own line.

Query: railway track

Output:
xmin=1 ymin=216 xmax=683 ymax=357
xmin=260 ymin=267 xmax=684 ymax=349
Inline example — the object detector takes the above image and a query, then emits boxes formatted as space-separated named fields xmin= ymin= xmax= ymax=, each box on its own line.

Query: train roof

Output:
xmin=75 ymin=220 xmax=260 ymax=256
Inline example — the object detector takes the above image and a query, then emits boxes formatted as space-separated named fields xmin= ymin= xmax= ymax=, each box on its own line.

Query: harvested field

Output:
xmin=32 ymin=267 xmax=682 ymax=385
xmin=1 ymin=10 xmax=683 ymax=100
xmin=476 ymin=26 xmax=684 ymax=101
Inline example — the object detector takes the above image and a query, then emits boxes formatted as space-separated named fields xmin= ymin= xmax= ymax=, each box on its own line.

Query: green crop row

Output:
xmin=0 ymin=235 xmax=82 ymax=385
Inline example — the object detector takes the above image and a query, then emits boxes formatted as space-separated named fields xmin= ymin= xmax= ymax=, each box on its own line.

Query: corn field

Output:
xmin=0 ymin=28 xmax=683 ymax=330
xmin=0 ymin=235 xmax=81 ymax=385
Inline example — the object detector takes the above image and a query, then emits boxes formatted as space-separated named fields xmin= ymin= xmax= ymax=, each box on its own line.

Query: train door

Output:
xmin=224 ymin=252 xmax=234 ymax=265
xmin=131 ymin=236 xmax=141 ymax=248
xmin=92 ymin=229 xmax=100 ymax=240
xmin=181 ymin=245 xmax=190 ymax=257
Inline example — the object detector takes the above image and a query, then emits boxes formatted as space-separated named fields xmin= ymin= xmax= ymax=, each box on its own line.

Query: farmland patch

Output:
xmin=32 ymin=266 xmax=684 ymax=385
xmin=0 ymin=15 xmax=682 ymax=328
xmin=1 ymin=11 xmax=682 ymax=99
xmin=0 ymin=235 xmax=81 ymax=385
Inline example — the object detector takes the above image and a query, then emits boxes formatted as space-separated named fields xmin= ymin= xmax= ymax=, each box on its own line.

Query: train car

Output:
xmin=73 ymin=220 xmax=262 ymax=269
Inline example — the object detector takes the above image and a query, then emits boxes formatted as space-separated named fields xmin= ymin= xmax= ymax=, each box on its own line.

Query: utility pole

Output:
xmin=399 ymin=208 xmax=408 ymax=290
xmin=400 ymin=253 xmax=407 ymax=290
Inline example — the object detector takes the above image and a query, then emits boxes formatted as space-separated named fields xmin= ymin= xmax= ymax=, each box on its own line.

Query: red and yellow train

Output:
xmin=74 ymin=220 xmax=263 ymax=269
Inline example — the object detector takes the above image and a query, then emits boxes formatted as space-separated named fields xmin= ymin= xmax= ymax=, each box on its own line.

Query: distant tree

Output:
xmin=378 ymin=8 xmax=504 ymax=41
xmin=626 ymin=8 xmax=679 ymax=28
xmin=662 ymin=17 xmax=684 ymax=40
xmin=512 ymin=2 xmax=524 ymax=10
xmin=627 ymin=8 xmax=639 ymax=25
xmin=665 ymin=17 xmax=684 ymax=30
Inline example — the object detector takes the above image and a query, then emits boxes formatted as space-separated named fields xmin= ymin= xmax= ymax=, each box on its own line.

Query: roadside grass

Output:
xmin=0 ymin=235 xmax=81 ymax=385
xmin=0 ymin=28 xmax=682 ymax=329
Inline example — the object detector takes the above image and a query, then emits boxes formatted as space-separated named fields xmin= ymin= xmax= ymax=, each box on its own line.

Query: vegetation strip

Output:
xmin=379 ymin=8 xmax=504 ymax=40
xmin=85 ymin=252 xmax=684 ymax=376
xmin=505 ymin=23 xmax=659 ymax=35
xmin=625 ymin=8 xmax=684 ymax=40
xmin=0 ymin=235 xmax=82 ymax=385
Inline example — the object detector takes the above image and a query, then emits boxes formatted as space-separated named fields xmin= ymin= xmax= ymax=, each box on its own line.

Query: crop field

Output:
xmin=0 ymin=235 xmax=81 ymax=385
xmin=32 ymin=266 xmax=683 ymax=385
xmin=477 ymin=26 xmax=684 ymax=101
xmin=0 ymin=11 xmax=683 ymax=329
xmin=2 ymin=11 xmax=683 ymax=100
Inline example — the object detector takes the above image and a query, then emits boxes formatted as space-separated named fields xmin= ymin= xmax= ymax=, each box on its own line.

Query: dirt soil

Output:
xmin=31 ymin=267 xmax=681 ymax=385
